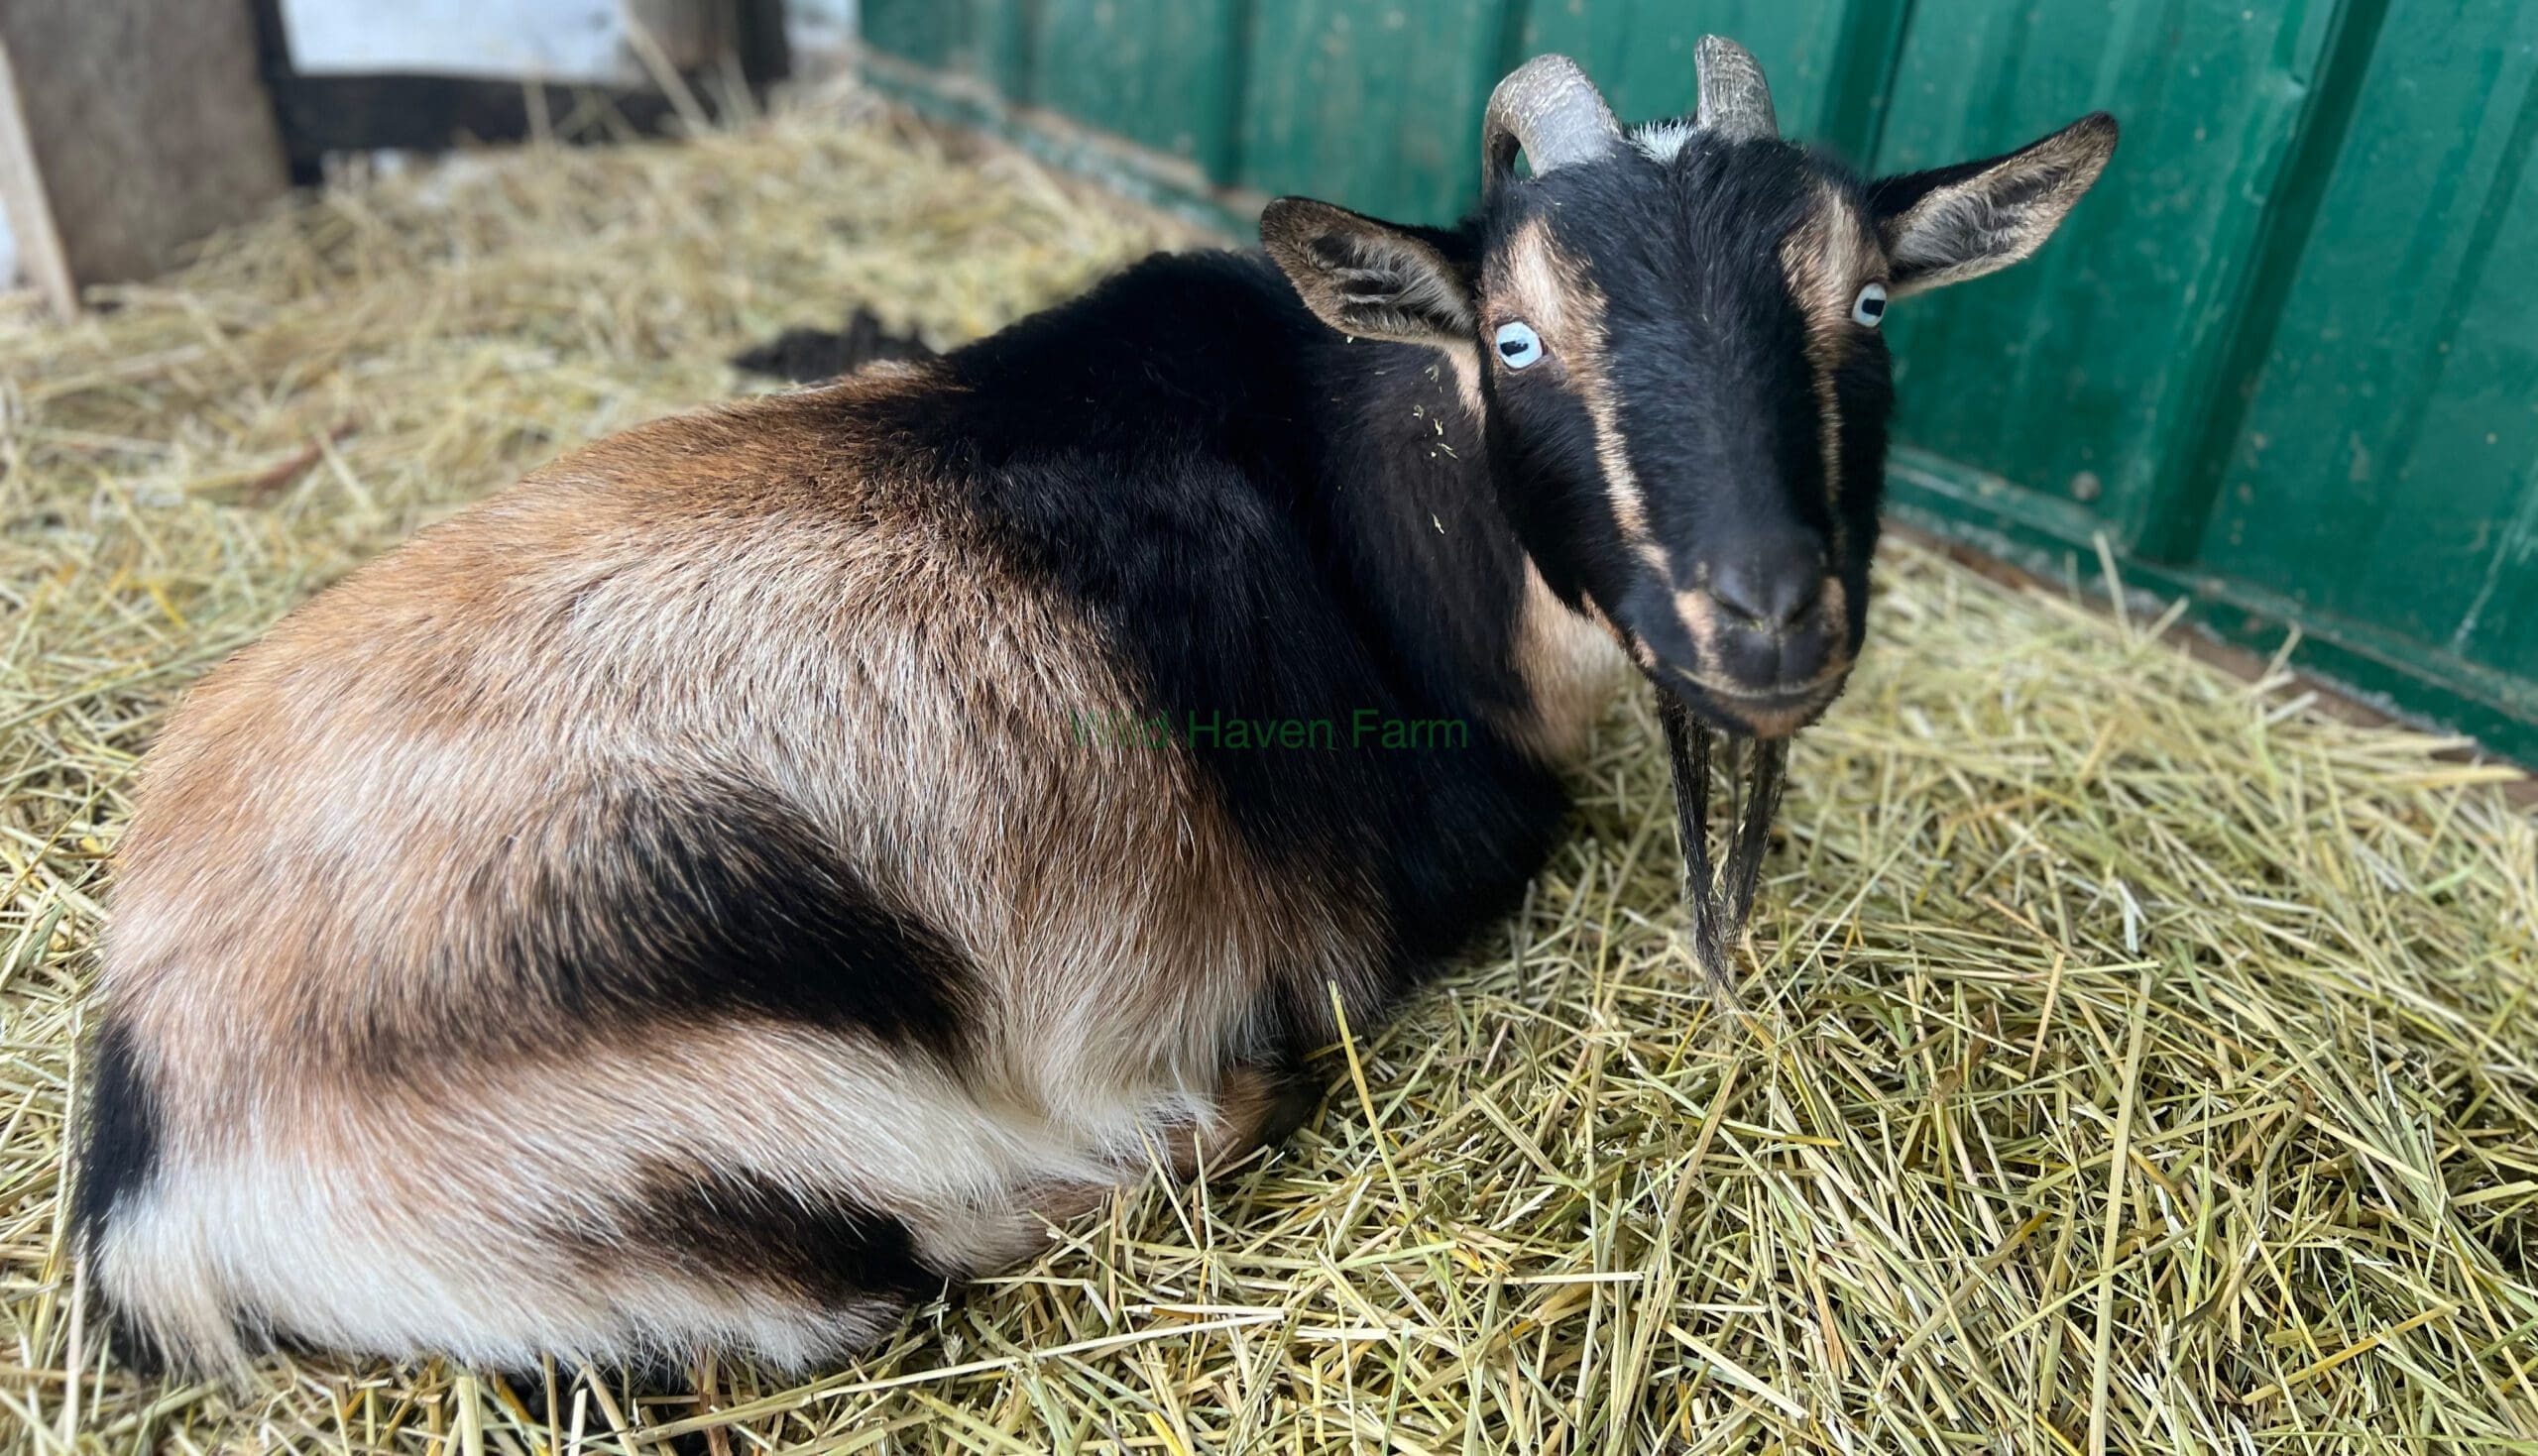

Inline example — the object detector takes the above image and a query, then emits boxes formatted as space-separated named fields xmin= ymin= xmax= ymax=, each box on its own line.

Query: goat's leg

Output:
xmin=1165 ymin=1056 xmax=1320 ymax=1181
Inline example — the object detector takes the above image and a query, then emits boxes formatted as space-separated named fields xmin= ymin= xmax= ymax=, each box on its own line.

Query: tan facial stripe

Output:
xmin=1435 ymin=340 xmax=1485 ymax=419
xmin=1490 ymin=218 xmax=1659 ymax=554
xmin=1672 ymin=586 xmax=1724 ymax=667
xmin=1778 ymin=182 xmax=1881 ymax=552
xmin=1820 ymin=577 xmax=1851 ymax=648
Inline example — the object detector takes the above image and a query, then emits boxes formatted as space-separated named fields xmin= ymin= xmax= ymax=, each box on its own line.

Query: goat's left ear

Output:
xmin=1261 ymin=197 xmax=1476 ymax=346
xmin=1868 ymin=113 xmax=2118 ymax=298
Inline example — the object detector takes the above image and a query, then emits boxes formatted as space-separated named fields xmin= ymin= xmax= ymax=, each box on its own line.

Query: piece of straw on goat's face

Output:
xmin=1455 ymin=61 xmax=2116 ymax=740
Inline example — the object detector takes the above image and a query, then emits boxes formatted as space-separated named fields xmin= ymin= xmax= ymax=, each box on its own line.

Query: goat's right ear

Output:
xmin=1867 ymin=113 xmax=2118 ymax=297
xmin=1261 ymin=197 xmax=1477 ymax=347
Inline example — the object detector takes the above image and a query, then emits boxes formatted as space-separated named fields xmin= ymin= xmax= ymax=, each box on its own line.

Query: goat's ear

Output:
xmin=1867 ymin=113 xmax=2118 ymax=298
xmin=1261 ymin=197 xmax=1477 ymax=346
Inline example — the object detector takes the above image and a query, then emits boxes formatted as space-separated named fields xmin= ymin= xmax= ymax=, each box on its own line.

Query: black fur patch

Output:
xmin=74 ymin=1019 xmax=178 ymax=1372
xmin=624 ymin=1168 xmax=944 ymax=1307
xmin=1250 ymin=1057 xmax=1326 ymax=1149
xmin=854 ymin=250 xmax=1572 ymax=1019
xmin=73 ymin=1020 xmax=162 ymax=1240
xmin=454 ymin=780 xmax=975 ymax=1057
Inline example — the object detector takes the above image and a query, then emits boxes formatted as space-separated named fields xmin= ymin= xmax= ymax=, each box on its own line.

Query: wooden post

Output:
xmin=621 ymin=0 xmax=792 ymax=92
xmin=624 ymin=0 xmax=729 ymax=72
xmin=0 ymin=0 xmax=290 ymax=317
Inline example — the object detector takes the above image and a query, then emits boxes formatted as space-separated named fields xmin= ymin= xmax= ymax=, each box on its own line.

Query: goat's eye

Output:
xmin=1851 ymin=282 xmax=1889 ymax=328
xmin=1494 ymin=320 xmax=1545 ymax=369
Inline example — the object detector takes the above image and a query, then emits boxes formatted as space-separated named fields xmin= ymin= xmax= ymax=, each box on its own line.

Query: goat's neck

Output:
xmin=1300 ymin=337 xmax=1543 ymax=719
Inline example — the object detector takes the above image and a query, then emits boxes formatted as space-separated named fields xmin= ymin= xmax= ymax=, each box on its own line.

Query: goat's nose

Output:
xmin=1709 ymin=541 xmax=1826 ymax=632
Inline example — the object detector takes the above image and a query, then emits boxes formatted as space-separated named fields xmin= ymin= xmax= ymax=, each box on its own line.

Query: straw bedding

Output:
xmin=1 ymin=90 xmax=2533 ymax=1455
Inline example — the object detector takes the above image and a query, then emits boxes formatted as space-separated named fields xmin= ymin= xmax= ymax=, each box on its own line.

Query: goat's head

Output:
xmin=1263 ymin=42 xmax=2117 ymax=738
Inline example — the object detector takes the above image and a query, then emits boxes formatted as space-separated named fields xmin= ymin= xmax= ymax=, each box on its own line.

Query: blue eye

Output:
xmin=1494 ymin=320 xmax=1545 ymax=369
xmin=1852 ymin=281 xmax=1889 ymax=327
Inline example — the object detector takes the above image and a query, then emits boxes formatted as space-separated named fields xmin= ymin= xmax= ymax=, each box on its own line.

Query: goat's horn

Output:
xmin=1695 ymin=36 xmax=1778 ymax=143
xmin=1482 ymin=55 xmax=1620 ymax=195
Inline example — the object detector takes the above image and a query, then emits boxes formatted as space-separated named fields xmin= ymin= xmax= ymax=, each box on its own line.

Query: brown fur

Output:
xmin=94 ymin=370 xmax=1389 ymax=1366
xmin=114 ymin=373 xmax=1372 ymax=1090
xmin=1506 ymin=565 xmax=1628 ymax=763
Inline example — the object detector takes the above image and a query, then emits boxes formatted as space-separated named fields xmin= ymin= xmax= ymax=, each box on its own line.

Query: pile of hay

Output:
xmin=2 ymin=88 xmax=2533 ymax=1455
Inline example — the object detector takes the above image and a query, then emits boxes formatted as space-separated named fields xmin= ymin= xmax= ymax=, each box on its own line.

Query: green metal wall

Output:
xmin=860 ymin=0 xmax=2538 ymax=762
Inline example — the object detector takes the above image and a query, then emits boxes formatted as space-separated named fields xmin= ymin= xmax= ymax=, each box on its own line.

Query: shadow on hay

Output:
xmin=731 ymin=308 xmax=935 ymax=385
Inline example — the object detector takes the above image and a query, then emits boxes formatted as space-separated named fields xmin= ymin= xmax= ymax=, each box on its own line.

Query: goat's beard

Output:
xmin=1657 ymin=694 xmax=1789 ymax=1001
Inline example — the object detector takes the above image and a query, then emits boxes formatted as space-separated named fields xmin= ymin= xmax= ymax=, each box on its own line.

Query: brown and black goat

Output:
xmin=78 ymin=41 xmax=2114 ymax=1371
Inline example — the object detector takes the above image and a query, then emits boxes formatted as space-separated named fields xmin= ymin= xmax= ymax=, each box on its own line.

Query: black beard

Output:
xmin=1657 ymin=693 xmax=1789 ymax=1000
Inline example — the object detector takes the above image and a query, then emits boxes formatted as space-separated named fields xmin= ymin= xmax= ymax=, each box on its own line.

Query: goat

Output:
xmin=76 ymin=41 xmax=2114 ymax=1373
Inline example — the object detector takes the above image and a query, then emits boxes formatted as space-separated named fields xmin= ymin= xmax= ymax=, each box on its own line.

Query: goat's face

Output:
xmin=1265 ymin=44 xmax=2116 ymax=738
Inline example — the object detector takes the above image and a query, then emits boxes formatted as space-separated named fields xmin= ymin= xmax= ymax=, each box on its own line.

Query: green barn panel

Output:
xmin=861 ymin=1 xmax=964 ymax=69
xmin=1031 ymin=0 xmax=1249 ymax=175
xmin=1870 ymin=0 xmax=2342 ymax=550
xmin=2198 ymin=0 xmax=2538 ymax=697
xmin=1235 ymin=0 xmax=1517 ymax=223
xmin=859 ymin=1 xmax=1030 ymax=93
xmin=972 ymin=0 xmax=1036 ymax=99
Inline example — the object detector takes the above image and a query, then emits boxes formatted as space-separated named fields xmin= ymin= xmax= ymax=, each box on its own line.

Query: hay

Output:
xmin=2 ymin=86 xmax=2534 ymax=1454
